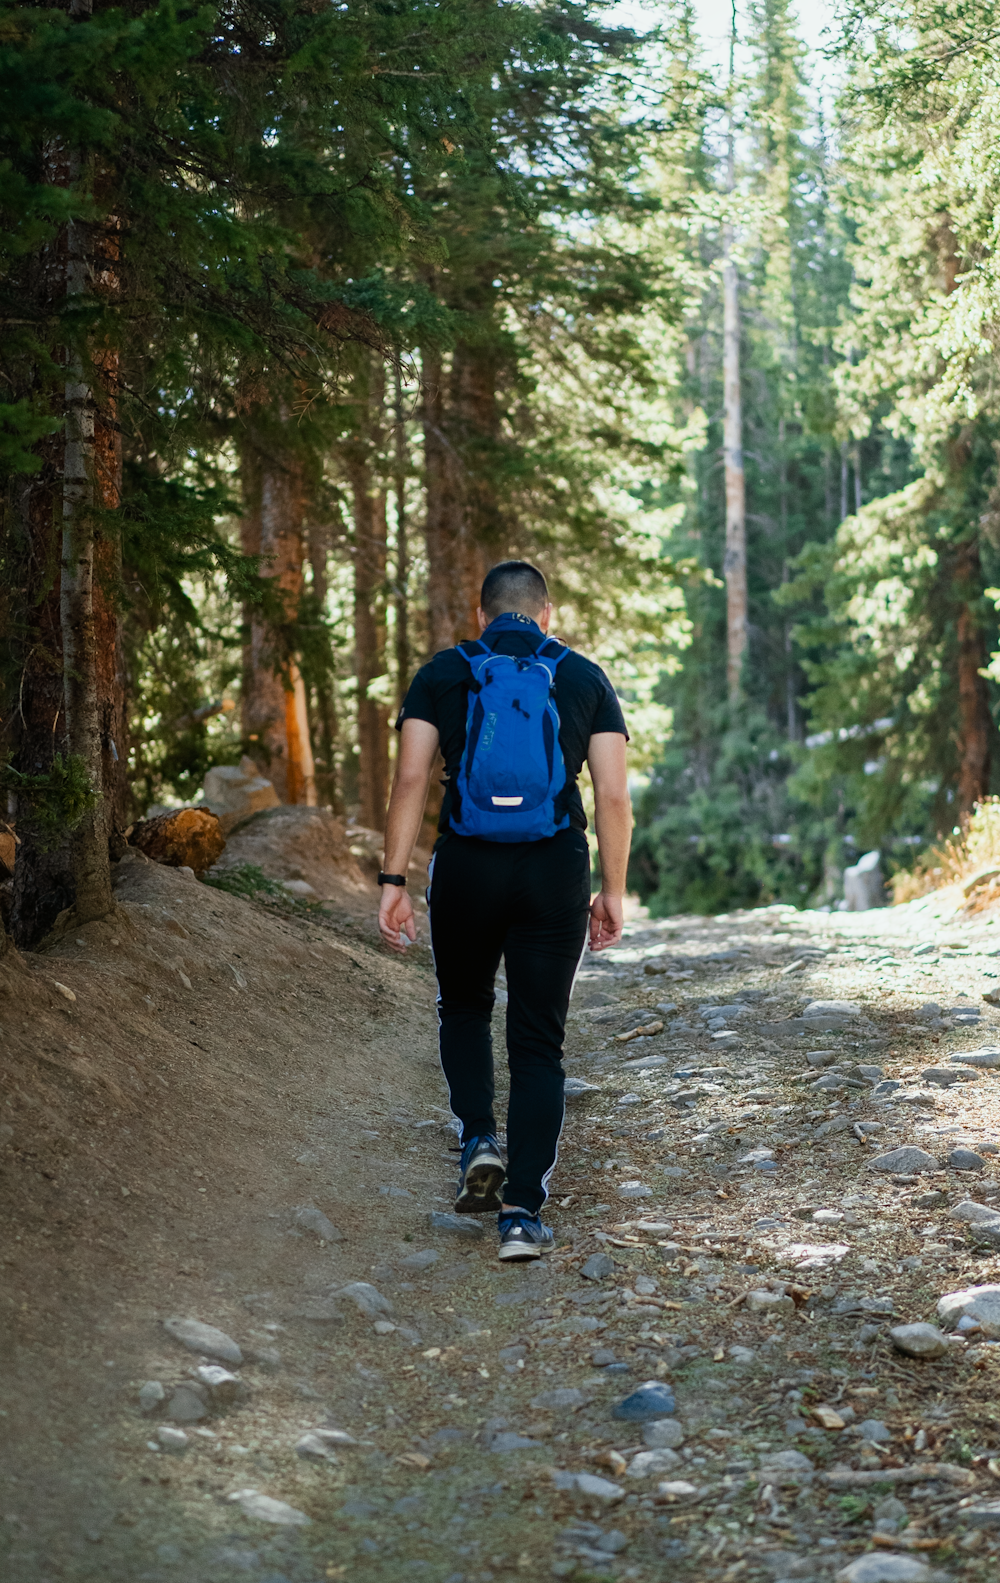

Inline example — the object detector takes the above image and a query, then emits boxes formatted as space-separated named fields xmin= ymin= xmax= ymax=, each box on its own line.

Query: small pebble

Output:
xmin=612 ymin=1381 xmax=676 ymax=1422
xmin=139 ymin=1381 xmax=165 ymax=1413
xmin=155 ymin=1426 xmax=189 ymax=1453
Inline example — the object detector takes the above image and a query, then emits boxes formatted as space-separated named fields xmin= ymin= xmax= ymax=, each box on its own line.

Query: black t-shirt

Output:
xmin=396 ymin=616 xmax=629 ymax=834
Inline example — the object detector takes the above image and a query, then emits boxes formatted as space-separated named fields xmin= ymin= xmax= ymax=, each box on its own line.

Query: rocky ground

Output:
xmin=6 ymin=860 xmax=1000 ymax=1583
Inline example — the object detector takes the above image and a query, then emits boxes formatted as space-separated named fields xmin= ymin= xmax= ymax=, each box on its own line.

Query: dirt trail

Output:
xmin=4 ymin=859 xmax=1000 ymax=1583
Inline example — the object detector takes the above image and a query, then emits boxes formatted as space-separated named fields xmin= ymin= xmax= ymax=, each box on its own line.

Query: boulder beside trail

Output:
xmin=203 ymin=758 xmax=280 ymax=834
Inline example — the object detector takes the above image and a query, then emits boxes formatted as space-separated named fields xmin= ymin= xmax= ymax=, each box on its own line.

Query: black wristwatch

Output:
xmin=377 ymin=871 xmax=407 ymax=887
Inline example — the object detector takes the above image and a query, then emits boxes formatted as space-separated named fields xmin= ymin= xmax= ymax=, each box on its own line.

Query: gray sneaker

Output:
xmin=497 ymin=1211 xmax=554 ymax=1262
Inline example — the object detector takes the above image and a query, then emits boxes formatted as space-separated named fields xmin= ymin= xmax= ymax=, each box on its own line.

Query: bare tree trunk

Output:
xmin=451 ymin=338 xmax=497 ymax=637
xmin=422 ymin=344 xmax=462 ymax=653
xmin=956 ymin=538 xmax=991 ymax=817
xmin=307 ymin=521 xmax=341 ymax=812
xmin=60 ymin=193 xmax=114 ymax=923
xmin=722 ymin=149 xmax=746 ymax=700
xmin=392 ymin=365 xmax=410 ymax=705
xmin=347 ymin=443 xmax=389 ymax=831
xmin=240 ymin=428 xmax=316 ymax=805
xmin=840 ymin=440 xmax=849 ymax=520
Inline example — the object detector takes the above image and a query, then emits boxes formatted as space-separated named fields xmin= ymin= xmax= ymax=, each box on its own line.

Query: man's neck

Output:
xmin=482 ymin=611 xmax=543 ymax=638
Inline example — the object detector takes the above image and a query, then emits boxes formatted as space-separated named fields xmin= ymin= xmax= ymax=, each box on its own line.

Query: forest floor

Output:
xmin=5 ymin=852 xmax=1000 ymax=1583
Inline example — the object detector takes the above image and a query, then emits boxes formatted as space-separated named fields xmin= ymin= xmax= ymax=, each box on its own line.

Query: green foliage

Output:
xmin=201 ymin=861 xmax=320 ymax=915
xmin=630 ymin=708 xmax=838 ymax=914
xmin=2 ymin=753 xmax=98 ymax=850
xmin=837 ymin=1495 xmax=872 ymax=1523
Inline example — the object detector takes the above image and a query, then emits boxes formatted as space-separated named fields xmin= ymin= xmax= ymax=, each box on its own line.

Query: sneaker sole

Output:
xmin=497 ymin=1237 xmax=554 ymax=1262
xmin=454 ymin=1159 xmax=505 ymax=1215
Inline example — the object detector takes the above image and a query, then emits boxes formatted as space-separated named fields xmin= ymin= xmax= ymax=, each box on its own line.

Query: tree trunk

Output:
xmin=60 ymin=188 xmax=116 ymax=923
xmin=392 ymin=365 xmax=410 ymax=706
xmin=722 ymin=237 xmax=746 ymax=701
xmin=956 ymin=538 xmax=991 ymax=817
xmin=240 ymin=429 xmax=317 ymax=805
xmin=306 ymin=521 xmax=341 ymax=812
xmin=421 ymin=338 xmax=496 ymax=654
xmin=422 ymin=344 xmax=463 ymax=653
xmin=723 ymin=18 xmax=746 ymax=704
xmin=347 ymin=447 xmax=390 ymax=831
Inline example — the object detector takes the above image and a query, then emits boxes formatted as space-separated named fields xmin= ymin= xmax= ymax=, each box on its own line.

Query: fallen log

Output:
xmin=129 ymin=808 xmax=225 ymax=876
xmin=821 ymin=1462 xmax=975 ymax=1489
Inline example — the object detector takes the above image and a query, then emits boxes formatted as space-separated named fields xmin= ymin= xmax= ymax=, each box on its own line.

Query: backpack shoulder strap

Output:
xmin=537 ymin=639 xmax=572 ymax=671
xmin=455 ymin=640 xmax=490 ymax=664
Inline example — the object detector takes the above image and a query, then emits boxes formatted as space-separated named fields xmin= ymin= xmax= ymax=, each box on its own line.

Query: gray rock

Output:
xmin=490 ymin=1432 xmax=543 ymax=1453
xmin=836 ymin=1558 xmax=938 ymax=1583
xmin=873 ymin=1080 xmax=902 ymax=1098
xmin=758 ymin=1449 xmax=815 ymax=1484
xmin=921 ymin=1066 xmax=978 ymax=1087
xmin=949 ymin=1199 xmax=1000 ymax=1225
xmin=155 ymin=1426 xmax=189 ymax=1452
xmin=746 ymin=1290 xmax=794 ymax=1315
xmin=139 ymin=1381 xmax=165 ymax=1413
xmin=165 ymin=1384 xmax=208 ymax=1423
xmin=195 ymin=1364 xmax=241 ymax=1405
xmin=295 ymin=1432 xmax=340 ymax=1462
xmin=960 ymin=1500 xmax=1000 ymax=1528
xmin=331 ymin=1282 xmax=392 ymax=1318
xmin=428 ymin=1211 xmax=484 ymax=1239
xmin=889 ymin=1323 xmax=950 ymax=1359
xmin=969 ymin=1221 xmax=1000 ymax=1249
xmin=227 ymin=1489 xmax=311 ymax=1526
xmin=867 ymin=1147 xmax=939 ymax=1174
xmin=873 ymin=1495 xmax=908 ymax=1529
xmin=581 ymin=1252 xmax=616 ymax=1281
xmin=617 ymin=1181 xmax=652 ymax=1198
xmin=163 ymin=1315 xmax=243 ymax=1365
xmin=399 ymin=1249 xmax=440 ymax=1271
xmin=611 ymin=1381 xmax=676 ymax=1421
xmin=642 ymin=1418 xmax=685 ymax=1449
xmin=806 ymin=1050 xmax=839 ymax=1067
xmin=856 ymin=1065 xmax=884 ymax=1080
xmin=573 ymin=1473 xmax=625 ymax=1502
xmin=564 ymin=1077 xmax=600 ymax=1098
xmin=948 ymin=1148 xmax=985 ymax=1171
xmin=591 ymin=1347 xmax=617 ymax=1366
xmin=293 ymin=1203 xmax=344 ymax=1242
xmin=951 ymin=1048 xmax=1000 ymax=1069
xmin=626 ymin=1448 xmax=681 ymax=1477
xmin=530 ymin=1388 xmax=585 ymax=1411
xmin=858 ymin=1418 xmax=892 ymax=1443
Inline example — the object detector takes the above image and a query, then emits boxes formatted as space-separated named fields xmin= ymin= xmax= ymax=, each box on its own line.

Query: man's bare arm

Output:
xmin=378 ymin=718 xmax=440 ymax=953
xmin=587 ymin=731 xmax=631 ymax=951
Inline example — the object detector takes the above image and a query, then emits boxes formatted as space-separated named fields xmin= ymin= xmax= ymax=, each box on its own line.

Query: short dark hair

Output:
xmin=480 ymin=560 xmax=549 ymax=620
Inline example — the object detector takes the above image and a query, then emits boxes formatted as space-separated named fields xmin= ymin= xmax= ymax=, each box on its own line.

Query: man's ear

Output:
xmin=539 ymin=602 xmax=553 ymax=633
xmin=477 ymin=606 xmax=488 ymax=632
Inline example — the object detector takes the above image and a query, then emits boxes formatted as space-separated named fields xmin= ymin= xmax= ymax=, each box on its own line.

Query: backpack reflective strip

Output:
xmin=491 ymin=796 xmax=524 ymax=806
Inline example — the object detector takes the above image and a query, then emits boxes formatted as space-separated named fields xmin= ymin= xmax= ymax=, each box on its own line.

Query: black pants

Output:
xmin=428 ymin=828 xmax=591 ymax=1215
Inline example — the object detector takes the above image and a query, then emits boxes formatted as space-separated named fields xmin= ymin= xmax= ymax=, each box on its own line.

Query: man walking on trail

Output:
xmin=377 ymin=561 xmax=631 ymax=1262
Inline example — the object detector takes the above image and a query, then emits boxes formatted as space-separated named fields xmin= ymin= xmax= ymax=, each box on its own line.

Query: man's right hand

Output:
xmin=378 ymin=885 xmax=417 ymax=954
xmin=589 ymin=890 xmax=623 ymax=951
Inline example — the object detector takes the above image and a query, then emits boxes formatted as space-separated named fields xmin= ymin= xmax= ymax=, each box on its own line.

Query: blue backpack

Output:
xmin=450 ymin=637 xmax=571 ymax=842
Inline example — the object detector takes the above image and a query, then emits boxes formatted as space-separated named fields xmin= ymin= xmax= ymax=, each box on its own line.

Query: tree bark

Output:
xmin=60 ymin=174 xmax=117 ymax=923
xmin=392 ymin=364 xmax=410 ymax=706
xmin=306 ymin=520 xmax=341 ymax=812
xmin=956 ymin=538 xmax=991 ymax=817
xmin=723 ymin=22 xmax=746 ymax=704
xmin=240 ymin=428 xmax=317 ymax=806
xmin=422 ymin=343 xmax=463 ymax=653
xmin=347 ymin=446 xmax=390 ymax=831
